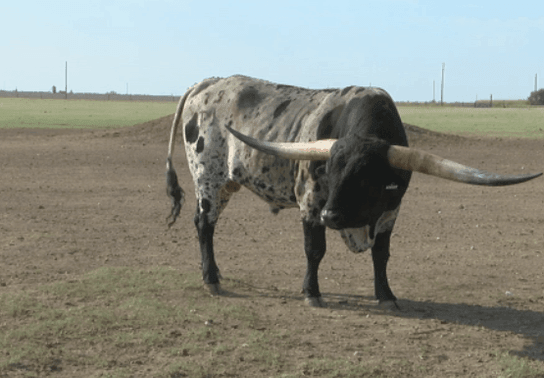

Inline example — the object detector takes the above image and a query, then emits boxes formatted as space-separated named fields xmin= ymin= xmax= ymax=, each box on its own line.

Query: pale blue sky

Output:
xmin=2 ymin=0 xmax=542 ymax=101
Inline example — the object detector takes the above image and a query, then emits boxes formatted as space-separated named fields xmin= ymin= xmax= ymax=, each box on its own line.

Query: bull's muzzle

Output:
xmin=320 ymin=209 xmax=342 ymax=229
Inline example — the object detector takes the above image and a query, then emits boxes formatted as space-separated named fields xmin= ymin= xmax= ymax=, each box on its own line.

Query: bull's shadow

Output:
xmin=324 ymin=292 xmax=544 ymax=362
xmin=225 ymin=278 xmax=543 ymax=362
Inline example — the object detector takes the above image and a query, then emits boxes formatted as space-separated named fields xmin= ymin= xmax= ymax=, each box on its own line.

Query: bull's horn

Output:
xmin=388 ymin=145 xmax=542 ymax=186
xmin=226 ymin=125 xmax=335 ymax=161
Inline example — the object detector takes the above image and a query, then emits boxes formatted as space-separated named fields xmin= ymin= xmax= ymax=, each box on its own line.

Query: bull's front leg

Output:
xmin=371 ymin=230 xmax=398 ymax=309
xmin=302 ymin=220 xmax=327 ymax=307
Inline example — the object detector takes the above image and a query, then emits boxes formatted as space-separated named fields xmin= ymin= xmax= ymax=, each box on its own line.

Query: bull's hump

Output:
xmin=185 ymin=76 xmax=388 ymax=142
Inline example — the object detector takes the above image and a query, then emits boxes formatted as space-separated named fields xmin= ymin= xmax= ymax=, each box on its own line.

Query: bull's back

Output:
xmin=179 ymin=76 xmax=405 ymax=211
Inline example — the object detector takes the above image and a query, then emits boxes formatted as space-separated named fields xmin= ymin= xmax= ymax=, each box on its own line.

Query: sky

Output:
xmin=1 ymin=0 xmax=543 ymax=102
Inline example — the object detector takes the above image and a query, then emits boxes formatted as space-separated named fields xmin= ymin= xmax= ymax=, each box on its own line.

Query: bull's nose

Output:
xmin=320 ymin=209 xmax=342 ymax=229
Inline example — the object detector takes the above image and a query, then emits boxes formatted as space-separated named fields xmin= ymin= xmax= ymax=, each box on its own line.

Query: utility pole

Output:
xmin=433 ymin=80 xmax=435 ymax=102
xmin=440 ymin=63 xmax=445 ymax=106
xmin=65 ymin=61 xmax=68 ymax=99
xmin=535 ymin=74 xmax=538 ymax=92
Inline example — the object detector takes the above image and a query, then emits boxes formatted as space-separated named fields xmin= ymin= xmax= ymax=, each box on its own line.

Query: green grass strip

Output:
xmin=0 ymin=98 xmax=177 ymax=129
xmin=398 ymin=106 xmax=544 ymax=139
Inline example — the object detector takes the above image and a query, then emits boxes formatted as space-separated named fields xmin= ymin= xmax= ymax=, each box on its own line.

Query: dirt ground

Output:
xmin=1 ymin=115 xmax=544 ymax=377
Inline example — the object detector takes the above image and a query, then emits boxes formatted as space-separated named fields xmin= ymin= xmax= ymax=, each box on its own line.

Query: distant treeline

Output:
xmin=0 ymin=90 xmax=178 ymax=102
xmin=396 ymin=99 xmax=532 ymax=108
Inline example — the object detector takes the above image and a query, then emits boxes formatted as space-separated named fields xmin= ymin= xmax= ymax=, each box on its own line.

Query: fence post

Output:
xmin=440 ymin=63 xmax=445 ymax=106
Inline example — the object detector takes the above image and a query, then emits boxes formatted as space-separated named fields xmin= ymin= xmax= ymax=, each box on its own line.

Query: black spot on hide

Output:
xmin=276 ymin=84 xmax=295 ymax=91
xmin=196 ymin=137 xmax=205 ymax=153
xmin=273 ymin=100 xmax=291 ymax=118
xmin=237 ymin=86 xmax=263 ymax=110
xmin=341 ymin=86 xmax=354 ymax=96
xmin=214 ymin=90 xmax=225 ymax=103
xmin=317 ymin=110 xmax=335 ymax=139
xmin=192 ymin=81 xmax=213 ymax=97
xmin=185 ymin=113 xmax=199 ymax=144
xmin=201 ymin=198 xmax=211 ymax=214
xmin=309 ymin=161 xmax=326 ymax=181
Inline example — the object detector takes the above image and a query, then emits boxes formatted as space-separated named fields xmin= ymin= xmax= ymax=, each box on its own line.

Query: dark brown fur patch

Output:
xmin=341 ymin=86 xmax=354 ymax=96
xmin=185 ymin=113 xmax=199 ymax=144
xmin=196 ymin=137 xmax=205 ymax=153
xmin=273 ymin=100 xmax=291 ymax=118
xmin=225 ymin=181 xmax=241 ymax=193
xmin=237 ymin=86 xmax=264 ymax=110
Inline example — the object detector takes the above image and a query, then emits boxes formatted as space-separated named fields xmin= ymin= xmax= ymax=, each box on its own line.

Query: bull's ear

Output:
xmin=387 ymin=145 xmax=542 ymax=186
xmin=226 ymin=125 xmax=336 ymax=161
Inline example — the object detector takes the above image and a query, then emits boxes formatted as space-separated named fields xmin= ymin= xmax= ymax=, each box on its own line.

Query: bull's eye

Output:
xmin=315 ymin=165 xmax=326 ymax=177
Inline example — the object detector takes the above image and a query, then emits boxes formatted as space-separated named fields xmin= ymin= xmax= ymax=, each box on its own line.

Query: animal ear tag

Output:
xmin=385 ymin=183 xmax=398 ymax=190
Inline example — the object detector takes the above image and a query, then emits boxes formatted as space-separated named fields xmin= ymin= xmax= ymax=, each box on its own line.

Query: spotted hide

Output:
xmin=166 ymin=75 xmax=541 ymax=308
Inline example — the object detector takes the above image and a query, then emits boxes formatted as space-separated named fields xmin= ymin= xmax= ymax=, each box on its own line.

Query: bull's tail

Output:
xmin=166 ymin=89 xmax=192 ymax=227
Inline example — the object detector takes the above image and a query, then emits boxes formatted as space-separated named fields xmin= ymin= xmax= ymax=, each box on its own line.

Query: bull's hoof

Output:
xmin=378 ymin=300 xmax=400 ymax=312
xmin=205 ymin=283 xmax=222 ymax=296
xmin=305 ymin=296 xmax=325 ymax=307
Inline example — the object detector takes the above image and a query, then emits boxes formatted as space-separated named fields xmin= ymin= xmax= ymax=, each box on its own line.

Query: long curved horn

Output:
xmin=226 ymin=125 xmax=335 ymax=161
xmin=388 ymin=145 xmax=542 ymax=186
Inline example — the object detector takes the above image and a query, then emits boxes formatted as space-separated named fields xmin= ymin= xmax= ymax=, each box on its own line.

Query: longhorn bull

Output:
xmin=166 ymin=75 xmax=541 ymax=307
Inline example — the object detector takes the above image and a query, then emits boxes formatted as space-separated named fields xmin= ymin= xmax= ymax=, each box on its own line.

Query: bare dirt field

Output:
xmin=1 ymin=116 xmax=543 ymax=377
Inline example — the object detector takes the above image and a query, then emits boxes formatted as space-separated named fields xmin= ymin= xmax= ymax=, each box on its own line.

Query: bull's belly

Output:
xmin=229 ymin=152 xmax=299 ymax=213
xmin=242 ymin=178 xmax=298 ymax=213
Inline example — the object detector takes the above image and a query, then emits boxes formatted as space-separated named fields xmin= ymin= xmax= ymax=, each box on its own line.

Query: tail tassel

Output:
xmin=166 ymin=163 xmax=185 ymax=228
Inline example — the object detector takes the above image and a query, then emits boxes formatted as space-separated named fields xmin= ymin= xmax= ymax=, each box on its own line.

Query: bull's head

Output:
xmin=226 ymin=126 xmax=542 ymax=229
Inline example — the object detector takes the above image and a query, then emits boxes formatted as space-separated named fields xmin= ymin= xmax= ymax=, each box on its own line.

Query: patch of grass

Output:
xmin=397 ymin=106 xmax=544 ymax=139
xmin=496 ymin=351 xmax=543 ymax=378
xmin=0 ymin=267 xmax=296 ymax=377
xmin=297 ymin=358 xmax=389 ymax=378
xmin=0 ymin=97 xmax=177 ymax=129
xmin=0 ymin=267 xmax=224 ymax=375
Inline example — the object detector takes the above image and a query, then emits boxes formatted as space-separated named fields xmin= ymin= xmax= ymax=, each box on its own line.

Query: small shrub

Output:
xmin=528 ymin=89 xmax=544 ymax=105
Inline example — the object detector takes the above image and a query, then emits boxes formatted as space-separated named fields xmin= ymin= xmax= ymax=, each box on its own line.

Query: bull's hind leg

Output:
xmin=194 ymin=183 xmax=239 ymax=295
